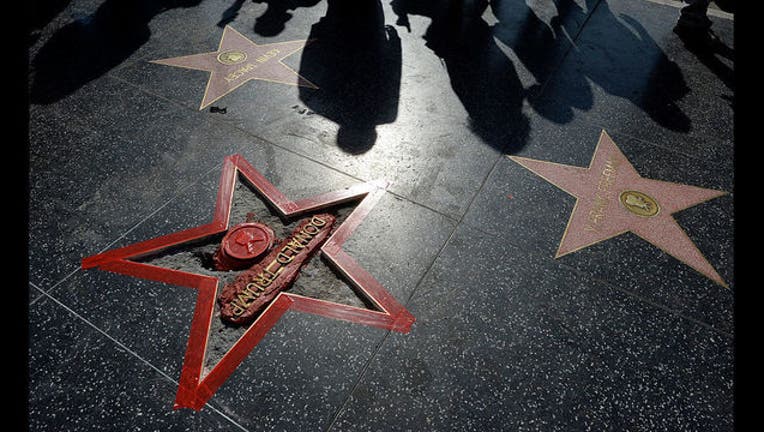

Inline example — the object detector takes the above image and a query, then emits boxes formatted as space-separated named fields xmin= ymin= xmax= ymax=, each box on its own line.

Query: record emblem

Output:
xmin=620 ymin=190 xmax=660 ymax=217
xmin=217 ymin=50 xmax=247 ymax=65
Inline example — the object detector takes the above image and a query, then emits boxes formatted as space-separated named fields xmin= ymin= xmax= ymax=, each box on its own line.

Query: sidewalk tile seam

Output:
xmin=32 ymin=287 xmax=252 ymax=432
xmin=438 ymin=219 xmax=733 ymax=339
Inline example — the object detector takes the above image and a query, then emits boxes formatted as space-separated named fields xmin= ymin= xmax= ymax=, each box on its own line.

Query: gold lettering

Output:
xmin=224 ymin=63 xmax=257 ymax=82
xmin=255 ymin=49 xmax=280 ymax=63
xmin=586 ymin=158 xmax=619 ymax=229
xmin=310 ymin=216 xmax=326 ymax=226
xmin=251 ymin=273 xmax=273 ymax=288
xmin=244 ymin=285 xmax=261 ymax=298
xmin=282 ymin=243 xmax=300 ymax=254
xmin=277 ymin=251 xmax=294 ymax=264
xmin=286 ymin=239 xmax=306 ymax=251
xmin=231 ymin=302 xmax=246 ymax=317
xmin=272 ymin=266 xmax=285 ymax=278
xmin=237 ymin=290 xmax=257 ymax=306
xmin=302 ymin=224 xmax=320 ymax=235
xmin=264 ymin=260 xmax=283 ymax=278
xmin=292 ymin=232 xmax=313 ymax=245
xmin=586 ymin=193 xmax=609 ymax=229
xmin=229 ymin=215 xmax=333 ymax=317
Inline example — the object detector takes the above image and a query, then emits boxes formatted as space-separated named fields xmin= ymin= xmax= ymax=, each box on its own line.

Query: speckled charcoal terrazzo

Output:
xmin=29 ymin=0 xmax=734 ymax=430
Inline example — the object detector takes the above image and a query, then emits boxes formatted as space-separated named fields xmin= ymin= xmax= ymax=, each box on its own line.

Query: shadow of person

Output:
xmin=391 ymin=0 xmax=529 ymax=153
xmin=30 ymin=0 xmax=203 ymax=105
xmin=494 ymin=0 xmax=691 ymax=133
xmin=675 ymin=31 xmax=734 ymax=94
xmin=217 ymin=0 xmax=246 ymax=28
xmin=297 ymin=0 xmax=401 ymax=154
xmin=489 ymin=0 xmax=591 ymax=101
xmin=250 ymin=0 xmax=322 ymax=36
xmin=29 ymin=0 xmax=72 ymax=46
xmin=592 ymin=7 xmax=692 ymax=132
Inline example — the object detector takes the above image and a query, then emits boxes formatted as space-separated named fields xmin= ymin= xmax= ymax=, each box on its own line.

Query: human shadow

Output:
xmin=29 ymin=0 xmax=72 ymax=46
xmin=30 ymin=0 xmax=204 ymax=105
xmin=217 ymin=0 xmax=246 ymax=28
xmin=250 ymin=0 xmax=322 ymax=36
xmin=492 ymin=0 xmax=691 ymax=132
xmin=489 ymin=0 xmax=591 ymax=99
xmin=675 ymin=31 xmax=734 ymax=94
xmin=390 ymin=0 xmax=529 ymax=153
xmin=297 ymin=0 xmax=401 ymax=154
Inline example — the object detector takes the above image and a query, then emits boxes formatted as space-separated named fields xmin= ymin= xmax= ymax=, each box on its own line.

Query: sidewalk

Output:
xmin=28 ymin=0 xmax=734 ymax=430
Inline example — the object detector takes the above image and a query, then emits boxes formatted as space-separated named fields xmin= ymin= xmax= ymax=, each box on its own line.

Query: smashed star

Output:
xmin=82 ymin=154 xmax=413 ymax=410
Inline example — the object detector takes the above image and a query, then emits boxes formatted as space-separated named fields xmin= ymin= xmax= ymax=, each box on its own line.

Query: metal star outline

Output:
xmin=150 ymin=25 xmax=318 ymax=110
xmin=508 ymin=130 xmax=729 ymax=288
xmin=82 ymin=154 xmax=414 ymax=410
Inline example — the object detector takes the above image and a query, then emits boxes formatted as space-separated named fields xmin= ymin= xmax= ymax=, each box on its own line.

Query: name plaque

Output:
xmin=218 ymin=214 xmax=335 ymax=324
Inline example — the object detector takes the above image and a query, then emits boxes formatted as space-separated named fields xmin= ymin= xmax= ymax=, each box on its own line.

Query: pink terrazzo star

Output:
xmin=151 ymin=25 xmax=317 ymax=110
xmin=509 ymin=130 xmax=728 ymax=287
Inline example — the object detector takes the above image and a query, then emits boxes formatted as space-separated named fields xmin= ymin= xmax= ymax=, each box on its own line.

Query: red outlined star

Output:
xmin=508 ymin=130 xmax=729 ymax=288
xmin=81 ymin=154 xmax=414 ymax=410
xmin=150 ymin=25 xmax=317 ymax=110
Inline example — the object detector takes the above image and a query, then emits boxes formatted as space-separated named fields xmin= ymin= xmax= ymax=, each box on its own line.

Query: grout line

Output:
xmin=45 ymin=80 xmax=463 ymax=431
xmin=32 ymin=6 xmax=732 ymax=427
xmin=324 ymin=216 xmax=460 ymax=432
xmin=541 ymin=111 xmax=732 ymax=169
xmin=38 ymin=163 xmax=223 ymax=300
xmin=106 ymin=74 xmax=463 ymax=224
xmin=33 ymin=288 xmax=250 ymax=432
xmin=643 ymin=0 xmax=734 ymax=20
xmin=327 ymin=212 xmax=732 ymax=431
xmin=384 ymin=191 xmax=460 ymax=223
xmin=31 ymin=267 xmax=83 ymax=305
xmin=529 ymin=0 xmax=605 ymax=102
xmin=324 ymin=331 xmax=393 ymax=432
xmin=402 ymin=225 xmax=462 ymax=308
xmin=29 ymin=290 xmax=44 ymax=307
xmin=96 ymin=161 xmax=225 ymax=248
xmin=325 ymin=98 xmax=550 ymax=432
xmin=581 ymin=271 xmax=733 ymax=337
xmin=458 ymin=151 xmax=512 ymax=228
xmin=604 ymin=126 xmax=734 ymax=171
xmin=106 ymin=74 xmax=201 ymax=113
xmin=455 ymin=218 xmax=733 ymax=339
xmin=29 ymin=282 xmax=46 ymax=306
xmin=326 ymin=193 xmax=467 ymax=431
xmin=528 ymin=0 xmax=733 ymax=166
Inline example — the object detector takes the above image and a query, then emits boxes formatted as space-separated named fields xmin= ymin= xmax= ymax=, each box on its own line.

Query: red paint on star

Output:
xmin=509 ymin=130 xmax=728 ymax=288
xmin=81 ymin=154 xmax=414 ymax=410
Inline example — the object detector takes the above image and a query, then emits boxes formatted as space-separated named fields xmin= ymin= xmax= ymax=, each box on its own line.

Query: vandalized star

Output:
xmin=508 ymin=130 xmax=728 ymax=287
xmin=151 ymin=25 xmax=317 ymax=110
xmin=82 ymin=154 xmax=414 ymax=410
